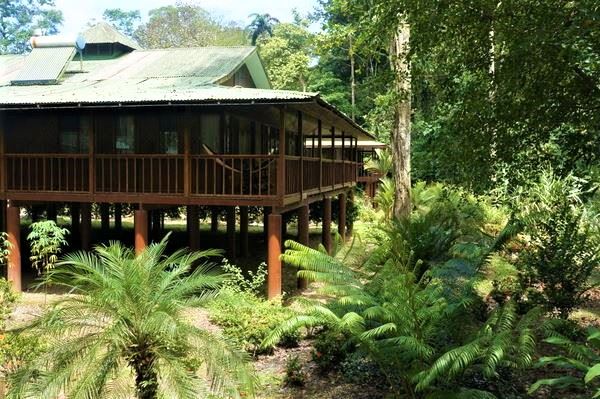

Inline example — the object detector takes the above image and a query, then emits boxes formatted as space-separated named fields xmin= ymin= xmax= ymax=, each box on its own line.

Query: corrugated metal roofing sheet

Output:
xmin=10 ymin=47 xmax=75 ymax=85
xmin=83 ymin=22 xmax=141 ymax=50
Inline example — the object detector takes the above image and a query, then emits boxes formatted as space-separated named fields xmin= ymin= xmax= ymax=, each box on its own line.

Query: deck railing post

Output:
xmin=331 ymin=127 xmax=336 ymax=189
xmin=318 ymin=120 xmax=323 ymax=192
xmin=341 ymin=130 xmax=345 ymax=185
xmin=298 ymin=111 xmax=304 ymax=198
xmin=0 ymin=113 xmax=5 ymax=193
xmin=87 ymin=112 xmax=95 ymax=195
xmin=183 ymin=108 xmax=191 ymax=197
xmin=277 ymin=106 xmax=286 ymax=201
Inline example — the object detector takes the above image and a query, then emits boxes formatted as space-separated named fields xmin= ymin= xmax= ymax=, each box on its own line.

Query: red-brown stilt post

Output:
xmin=297 ymin=204 xmax=309 ymax=289
xmin=347 ymin=190 xmax=355 ymax=237
xmin=211 ymin=208 xmax=219 ymax=233
xmin=187 ymin=205 xmax=200 ymax=251
xmin=71 ymin=203 xmax=80 ymax=235
xmin=6 ymin=202 xmax=21 ymax=292
xmin=100 ymin=203 xmax=110 ymax=236
xmin=322 ymin=197 xmax=332 ymax=254
xmin=226 ymin=206 xmax=236 ymax=260
xmin=81 ymin=203 xmax=91 ymax=251
xmin=267 ymin=212 xmax=282 ymax=299
xmin=263 ymin=206 xmax=270 ymax=240
xmin=240 ymin=206 xmax=249 ymax=257
xmin=134 ymin=208 xmax=148 ymax=255
xmin=338 ymin=192 xmax=347 ymax=242
xmin=114 ymin=203 xmax=122 ymax=232
xmin=46 ymin=203 xmax=57 ymax=222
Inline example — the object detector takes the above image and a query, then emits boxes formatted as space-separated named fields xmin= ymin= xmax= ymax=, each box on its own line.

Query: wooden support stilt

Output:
xmin=297 ymin=204 xmax=309 ymax=289
xmin=46 ymin=203 xmax=57 ymax=222
xmin=6 ymin=202 xmax=21 ymax=292
xmin=226 ymin=206 xmax=236 ymax=260
xmin=240 ymin=206 xmax=249 ymax=257
xmin=81 ymin=203 xmax=91 ymax=251
xmin=211 ymin=208 xmax=219 ymax=233
xmin=267 ymin=212 xmax=282 ymax=299
xmin=338 ymin=192 xmax=347 ymax=242
xmin=187 ymin=205 xmax=200 ymax=251
xmin=71 ymin=203 xmax=80 ymax=246
xmin=322 ymin=197 xmax=332 ymax=254
xmin=114 ymin=203 xmax=122 ymax=232
xmin=347 ymin=190 xmax=355 ymax=237
xmin=100 ymin=203 xmax=110 ymax=235
xmin=134 ymin=209 xmax=148 ymax=255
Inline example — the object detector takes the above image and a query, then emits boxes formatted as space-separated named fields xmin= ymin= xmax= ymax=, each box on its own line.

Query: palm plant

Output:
xmin=247 ymin=13 xmax=279 ymax=45
xmin=7 ymin=235 xmax=256 ymax=399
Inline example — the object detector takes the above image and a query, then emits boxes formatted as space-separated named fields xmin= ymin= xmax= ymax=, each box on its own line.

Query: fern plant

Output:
xmin=265 ymin=240 xmax=538 ymax=398
xmin=529 ymin=328 xmax=600 ymax=397
xmin=27 ymin=220 xmax=69 ymax=275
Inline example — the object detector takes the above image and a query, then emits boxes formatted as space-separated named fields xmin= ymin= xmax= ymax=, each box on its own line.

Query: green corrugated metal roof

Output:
xmin=83 ymin=22 xmax=141 ymax=50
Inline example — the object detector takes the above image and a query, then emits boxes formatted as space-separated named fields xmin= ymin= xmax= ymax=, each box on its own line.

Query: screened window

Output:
xmin=116 ymin=115 xmax=135 ymax=153
xmin=59 ymin=115 xmax=87 ymax=153
xmin=200 ymin=114 xmax=221 ymax=152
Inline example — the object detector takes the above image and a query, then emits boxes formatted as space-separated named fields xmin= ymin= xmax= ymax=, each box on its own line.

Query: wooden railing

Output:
xmin=191 ymin=155 xmax=277 ymax=196
xmin=95 ymin=154 xmax=184 ymax=194
xmin=303 ymin=157 xmax=320 ymax=191
xmin=6 ymin=154 xmax=89 ymax=192
xmin=2 ymin=153 xmax=358 ymax=199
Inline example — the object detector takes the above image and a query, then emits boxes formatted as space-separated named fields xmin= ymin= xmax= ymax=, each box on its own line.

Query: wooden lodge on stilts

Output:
xmin=0 ymin=23 xmax=374 ymax=298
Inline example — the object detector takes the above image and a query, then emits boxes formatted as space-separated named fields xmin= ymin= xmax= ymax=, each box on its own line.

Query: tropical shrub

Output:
xmin=7 ymin=236 xmax=255 ymax=399
xmin=0 ymin=332 xmax=45 ymax=377
xmin=529 ymin=327 xmax=600 ymax=397
xmin=27 ymin=221 xmax=69 ymax=275
xmin=0 ymin=279 xmax=17 ymax=331
xmin=265 ymin=240 xmax=539 ymax=397
xmin=283 ymin=355 xmax=306 ymax=387
xmin=208 ymin=263 xmax=299 ymax=355
xmin=311 ymin=330 xmax=350 ymax=373
xmin=515 ymin=172 xmax=600 ymax=318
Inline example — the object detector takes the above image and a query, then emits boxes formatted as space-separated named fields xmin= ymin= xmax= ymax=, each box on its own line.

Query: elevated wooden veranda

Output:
xmin=0 ymin=103 xmax=362 ymax=297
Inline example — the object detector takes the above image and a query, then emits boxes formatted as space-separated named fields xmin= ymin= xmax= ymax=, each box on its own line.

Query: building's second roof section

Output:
xmin=83 ymin=22 xmax=142 ymax=50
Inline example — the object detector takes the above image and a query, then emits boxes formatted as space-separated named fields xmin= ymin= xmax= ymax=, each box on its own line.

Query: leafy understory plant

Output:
xmin=27 ymin=220 xmax=69 ymax=275
xmin=529 ymin=328 xmax=600 ymax=397
xmin=7 ymin=234 xmax=256 ymax=399
xmin=265 ymin=240 xmax=538 ymax=398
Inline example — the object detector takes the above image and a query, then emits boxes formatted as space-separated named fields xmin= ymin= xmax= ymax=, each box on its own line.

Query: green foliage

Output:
xmin=0 ymin=0 xmax=63 ymax=54
xmin=258 ymin=20 xmax=313 ymax=91
xmin=134 ymin=4 xmax=247 ymax=48
xmin=0 ymin=279 xmax=17 ymax=331
xmin=311 ymin=330 xmax=350 ymax=373
xmin=7 ymin=235 xmax=255 ymax=399
xmin=246 ymin=13 xmax=279 ymax=45
xmin=514 ymin=172 xmax=600 ymax=318
xmin=283 ymin=355 xmax=306 ymax=387
xmin=102 ymin=8 xmax=141 ymax=37
xmin=266 ymin=235 xmax=537 ymax=397
xmin=209 ymin=263 xmax=298 ymax=355
xmin=0 ymin=332 xmax=44 ymax=377
xmin=529 ymin=327 xmax=600 ymax=397
xmin=27 ymin=220 xmax=69 ymax=275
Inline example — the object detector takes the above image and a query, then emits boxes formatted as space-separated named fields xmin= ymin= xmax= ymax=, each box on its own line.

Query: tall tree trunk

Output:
xmin=349 ymin=34 xmax=356 ymax=121
xmin=390 ymin=22 xmax=412 ymax=219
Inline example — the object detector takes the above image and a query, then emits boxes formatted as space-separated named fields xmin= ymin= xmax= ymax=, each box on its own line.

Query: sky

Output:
xmin=54 ymin=0 xmax=320 ymax=36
